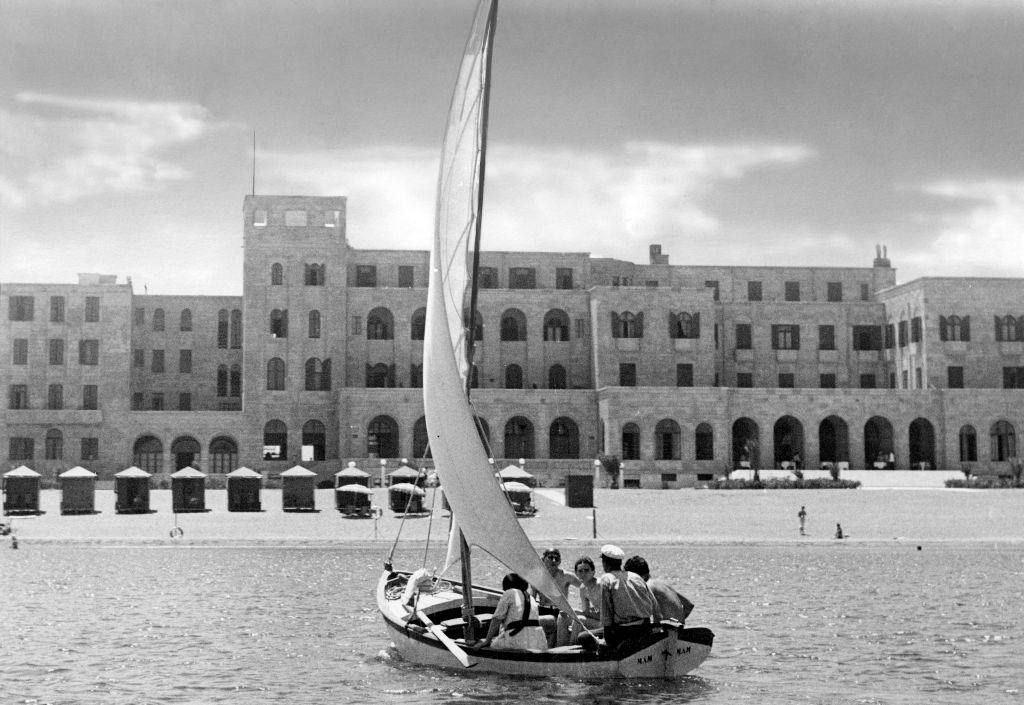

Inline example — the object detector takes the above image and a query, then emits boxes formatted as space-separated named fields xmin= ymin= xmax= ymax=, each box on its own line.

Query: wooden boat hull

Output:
xmin=378 ymin=571 xmax=713 ymax=679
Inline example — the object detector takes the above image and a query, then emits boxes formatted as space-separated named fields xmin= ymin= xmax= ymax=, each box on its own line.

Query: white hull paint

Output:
xmin=378 ymin=571 xmax=713 ymax=679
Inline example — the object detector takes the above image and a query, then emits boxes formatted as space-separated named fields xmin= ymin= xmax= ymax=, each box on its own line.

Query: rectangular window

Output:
xmin=9 ymin=437 xmax=34 ymax=460
xmin=151 ymin=349 xmax=165 ymax=373
xmin=747 ymin=281 xmax=762 ymax=301
xmin=818 ymin=325 xmax=835 ymax=350
xmin=736 ymin=323 xmax=752 ymax=350
xmin=915 ymin=367 xmax=923 ymax=388
xmin=705 ymin=280 xmax=719 ymax=301
xmin=820 ymin=373 xmax=836 ymax=388
xmin=508 ymin=267 xmax=536 ymax=289
xmin=889 ymin=373 xmax=896 ymax=389
xmin=948 ymin=366 xmax=964 ymax=389
xmin=47 ymin=384 xmax=63 ymax=410
xmin=575 ymin=318 xmax=588 ymax=339
xmin=324 ymin=210 xmax=340 ymax=228
xmin=885 ymin=324 xmax=896 ymax=349
xmin=911 ymin=316 xmax=922 ymax=343
xmin=151 ymin=393 xmax=164 ymax=411
xmin=556 ymin=268 xmax=574 ymax=290
xmin=304 ymin=263 xmax=326 ymax=285
xmin=84 ymin=296 xmax=100 ymax=322
xmin=179 ymin=349 xmax=192 ymax=373
xmin=355 ymin=265 xmax=377 ymax=287
xmin=676 ymin=363 xmax=694 ymax=387
xmin=284 ymin=209 xmax=308 ymax=226
xmin=619 ymin=363 xmax=637 ymax=387
xmin=81 ymin=437 xmax=99 ymax=461
xmin=50 ymin=296 xmax=65 ymax=322
xmin=9 ymin=295 xmax=34 ymax=321
xmin=398 ymin=265 xmax=415 ymax=288
xmin=132 ymin=392 xmax=144 ymax=410
xmin=12 ymin=338 xmax=28 ymax=365
xmin=778 ymin=373 xmax=795 ymax=388
xmin=861 ymin=374 xmax=877 ymax=389
xmin=79 ymin=339 xmax=99 ymax=365
xmin=49 ymin=339 xmax=64 ymax=365
xmin=1002 ymin=367 xmax=1024 ymax=389
xmin=133 ymin=349 xmax=145 ymax=368
xmin=860 ymin=283 xmax=870 ymax=301
xmin=645 ymin=280 xmax=659 ymax=288
xmin=134 ymin=307 xmax=145 ymax=326
xmin=853 ymin=325 xmax=882 ymax=351
xmin=82 ymin=385 xmax=98 ymax=410
xmin=479 ymin=267 xmax=499 ymax=289
xmin=901 ymin=370 xmax=909 ymax=388
xmin=9 ymin=384 xmax=29 ymax=409
xmin=736 ymin=372 xmax=753 ymax=388
xmin=253 ymin=209 xmax=268 ymax=226
xmin=350 ymin=315 xmax=362 ymax=336
xmin=827 ymin=282 xmax=843 ymax=302
xmin=772 ymin=324 xmax=800 ymax=350
xmin=784 ymin=281 xmax=800 ymax=301
xmin=179 ymin=392 xmax=192 ymax=411
xmin=898 ymin=321 xmax=908 ymax=347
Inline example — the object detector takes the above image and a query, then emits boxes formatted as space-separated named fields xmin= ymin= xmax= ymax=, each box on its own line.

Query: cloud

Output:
xmin=259 ymin=140 xmax=815 ymax=258
xmin=0 ymin=93 xmax=215 ymax=207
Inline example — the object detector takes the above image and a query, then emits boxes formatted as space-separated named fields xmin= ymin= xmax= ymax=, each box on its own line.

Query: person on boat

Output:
xmin=474 ymin=573 xmax=547 ymax=651
xmin=623 ymin=555 xmax=693 ymax=626
xmin=570 ymin=555 xmax=603 ymax=643
xmin=531 ymin=548 xmax=581 ymax=647
xmin=597 ymin=544 xmax=661 ymax=652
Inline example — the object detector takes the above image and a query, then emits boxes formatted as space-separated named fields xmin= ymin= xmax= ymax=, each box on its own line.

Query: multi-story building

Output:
xmin=3 ymin=196 xmax=1021 ymax=487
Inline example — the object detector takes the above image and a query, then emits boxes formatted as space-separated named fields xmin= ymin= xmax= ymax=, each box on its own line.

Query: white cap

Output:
xmin=600 ymin=544 xmax=624 ymax=560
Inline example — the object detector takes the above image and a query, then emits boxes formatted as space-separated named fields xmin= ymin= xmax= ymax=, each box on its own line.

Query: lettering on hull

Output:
xmin=676 ymin=646 xmax=691 ymax=654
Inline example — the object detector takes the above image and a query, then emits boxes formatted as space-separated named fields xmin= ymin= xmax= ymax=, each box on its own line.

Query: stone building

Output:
xmin=2 ymin=196 xmax=1021 ymax=487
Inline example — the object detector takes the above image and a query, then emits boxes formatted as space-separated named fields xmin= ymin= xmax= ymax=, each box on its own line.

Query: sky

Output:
xmin=2 ymin=0 xmax=1023 ymax=295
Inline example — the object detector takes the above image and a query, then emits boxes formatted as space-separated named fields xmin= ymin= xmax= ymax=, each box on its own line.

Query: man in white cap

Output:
xmin=597 ymin=544 xmax=661 ymax=651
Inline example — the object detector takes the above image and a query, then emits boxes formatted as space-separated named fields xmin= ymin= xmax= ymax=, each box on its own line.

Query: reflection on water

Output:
xmin=1 ymin=543 xmax=1021 ymax=704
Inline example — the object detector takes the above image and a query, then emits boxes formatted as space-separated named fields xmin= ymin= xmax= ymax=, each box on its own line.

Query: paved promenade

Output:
xmin=4 ymin=471 xmax=1022 ymax=545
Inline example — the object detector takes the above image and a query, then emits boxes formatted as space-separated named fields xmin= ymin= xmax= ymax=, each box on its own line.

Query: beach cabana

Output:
xmin=2 ymin=466 xmax=42 ymax=515
xmin=280 ymin=465 xmax=317 ymax=512
xmin=171 ymin=466 xmax=208 ymax=513
xmin=226 ymin=467 xmax=262 ymax=512
xmin=114 ymin=466 xmax=152 ymax=513
xmin=497 ymin=464 xmax=536 ymax=488
xmin=387 ymin=464 xmax=422 ymax=487
xmin=335 ymin=462 xmax=371 ymax=488
xmin=388 ymin=482 xmax=425 ymax=513
xmin=59 ymin=466 xmax=98 ymax=515
xmin=501 ymin=481 xmax=536 ymax=516
xmin=336 ymin=484 xmax=373 ymax=515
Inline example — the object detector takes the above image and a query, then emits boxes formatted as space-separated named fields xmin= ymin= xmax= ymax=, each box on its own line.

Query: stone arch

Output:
xmin=549 ymin=417 xmax=579 ymax=459
xmin=368 ymin=416 xmax=399 ymax=458
xmin=908 ymin=417 xmax=936 ymax=468
xmin=504 ymin=416 xmax=535 ymax=459
xmin=133 ymin=435 xmax=163 ymax=474
xmin=818 ymin=415 xmax=849 ymax=464
xmin=655 ymin=418 xmax=681 ymax=460
xmin=170 ymin=435 xmax=201 ymax=470
xmin=732 ymin=417 xmax=760 ymax=468
xmin=209 ymin=436 xmax=238 ymax=474
xmin=864 ymin=416 xmax=894 ymax=467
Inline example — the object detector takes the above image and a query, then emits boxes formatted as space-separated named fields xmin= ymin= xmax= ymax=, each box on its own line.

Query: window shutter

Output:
xmin=693 ymin=312 xmax=701 ymax=338
xmin=962 ymin=316 xmax=970 ymax=341
xmin=939 ymin=315 xmax=947 ymax=341
xmin=636 ymin=312 xmax=644 ymax=338
xmin=793 ymin=325 xmax=801 ymax=349
xmin=611 ymin=312 xmax=619 ymax=338
xmin=995 ymin=315 xmax=1003 ymax=342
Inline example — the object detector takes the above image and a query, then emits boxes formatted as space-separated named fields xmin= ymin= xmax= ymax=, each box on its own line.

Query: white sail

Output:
xmin=424 ymin=0 xmax=575 ymax=617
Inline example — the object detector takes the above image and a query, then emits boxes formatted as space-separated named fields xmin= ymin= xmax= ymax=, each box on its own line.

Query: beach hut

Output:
xmin=2 ymin=466 xmax=42 ymax=515
xmin=388 ymin=482 xmax=425 ymax=513
xmin=336 ymin=484 xmax=373 ymax=515
xmin=497 ymin=463 xmax=537 ymax=488
xmin=171 ymin=466 xmax=208 ymax=513
xmin=335 ymin=461 xmax=371 ymax=488
xmin=387 ymin=464 xmax=422 ymax=487
xmin=280 ymin=465 xmax=317 ymax=512
xmin=114 ymin=466 xmax=152 ymax=514
xmin=226 ymin=467 xmax=262 ymax=512
xmin=501 ymin=481 xmax=536 ymax=516
xmin=59 ymin=466 xmax=98 ymax=515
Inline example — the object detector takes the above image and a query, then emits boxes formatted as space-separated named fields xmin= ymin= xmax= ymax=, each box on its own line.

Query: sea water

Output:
xmin=1 ymin=541 xmax=1021 ymax=704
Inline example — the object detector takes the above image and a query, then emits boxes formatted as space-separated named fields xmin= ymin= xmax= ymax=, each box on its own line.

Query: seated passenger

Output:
xmin=475 ymin=573 xmax=547 ymax=651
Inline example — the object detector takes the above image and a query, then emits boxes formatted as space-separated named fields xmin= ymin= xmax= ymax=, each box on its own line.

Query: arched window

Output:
xmin=133 ymin=435 xmax=163 ymax=473
xmin=179 ymin=308 xmax=192 ymax=332
xmin=548 ymin=364 xmax=567 ymax=389
xmin=655 ymin=419 xmax=681 ymax=460
xmin=959 ymin=425 xmax=977 ymax=462
xmin=366 ymin=363 xmax=391 ymax=388
xmin=230 ymin=364 xmax=241 ymax=397
xmin=153 ymin=308 xmax=165 ymax=332
xmin=271 ymin=263 xmax=284 ymax=285
xmin=302 ymin=420 xmax=326 ymax=461
xmin=505 ymin=364 xmax=523 ymax=389
xmin=217 ymin=309 xmax=229 ymax=348
xmin=500 ymin=309 xmax=527 ymax=341
xmin=308 ymin=310 xmax=321 ymax=338
xmin=504 ymin=416 xmax=535 ymax=459
xmin=671 ymin=312 xmax=700 ymax=339
xmin=209 ymin=436 xmax=238 ymax=474
xmin=549 ymin=417 xmax=579 ymax=459
xmin=695 ymin=423 xmax=714 ymax=460
xmin=996 ymin=315 xmax=1017 ymax=342
xmin=946 ymin=315 xmax=963 ymax=342
xmin=266 ymin=358 xmax=285 ymax=390
xmin=305 ymin=357 xmax=332 ymax=391
xmin=304 ymin=263 xmax=326 ymax=286
xmin=263 ymin=420 xmax=287 ymax=460
xmin=413 ymin=417 xmax=431 ymax=458
xmin=621 ymin=422 xmax=640 ymax=460
xmin=543 ymin=309 xmax=569 ymax=342
xmin=170 ymin=436 xmax=201 ymax=470
xmin=45 ymin=428 xmax=63 ymax=460
xmin=367 ymin=308 xmax=394 ymax=340
xmin=270 ymin=309 xmax=288 ymax=338
xmin=411 ymin=308 xmax=426 ymax=341
xmin=990 ymin=420 xmax=1016 ymax=462
xmin=217 ymin=364 xmax=228 ymax=397
xmin=612 ymin=311 xmax=644 ymax=338
xmin=368 ymin=416 xmax=399 ymax=458
xmin=230 ymin=309 xmax=242 ymax=348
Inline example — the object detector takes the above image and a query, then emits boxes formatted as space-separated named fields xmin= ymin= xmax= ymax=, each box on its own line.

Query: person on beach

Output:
xmin=798 ymin=506 xmax=807 ymax=535
xmin=598 ymin=544 xmax=661 ymax=652
xmin=531 ymin=548 xmax=581 ymax=647
xmin=623 ymin=555 xmax=694 ymax=626
xmin=835 ymin=523 xmax=845 ymax=539
xmin=571 ymin=555 xmax=603 ymax=643
xmin=475 ymin=573 xmax=547 ymax=651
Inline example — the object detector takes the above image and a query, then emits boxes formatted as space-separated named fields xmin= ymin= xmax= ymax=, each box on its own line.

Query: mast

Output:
xmin=457 ymin=0 xmax=497 ymax=643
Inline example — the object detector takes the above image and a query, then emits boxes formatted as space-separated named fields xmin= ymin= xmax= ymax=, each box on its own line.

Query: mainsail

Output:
xmin=424 ymin=0 xmax=576 ymax=616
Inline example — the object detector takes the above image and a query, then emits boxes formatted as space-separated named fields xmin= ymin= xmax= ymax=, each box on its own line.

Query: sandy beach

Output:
xmin=5 ymin=470 xmax=1023 ymax=546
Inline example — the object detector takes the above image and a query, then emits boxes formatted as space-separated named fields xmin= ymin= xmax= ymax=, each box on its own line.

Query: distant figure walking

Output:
xmin=835 ymin=523 xmax=844 ymax=539
xmin=798 ymin=506 xmax=807 ymax=535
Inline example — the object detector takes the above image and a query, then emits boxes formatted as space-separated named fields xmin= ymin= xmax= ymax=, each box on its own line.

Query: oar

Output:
xmin=416 ymin=609 xmax=475 ymax=668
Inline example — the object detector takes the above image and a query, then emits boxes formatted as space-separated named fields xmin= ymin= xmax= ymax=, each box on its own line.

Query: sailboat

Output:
xmin=376 ymin=0 xmax=713 ymax=678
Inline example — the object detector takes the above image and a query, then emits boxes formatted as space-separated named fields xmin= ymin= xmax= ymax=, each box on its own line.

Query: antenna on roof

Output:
xmin=251 ymin=132 xmax=256 ymax=196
